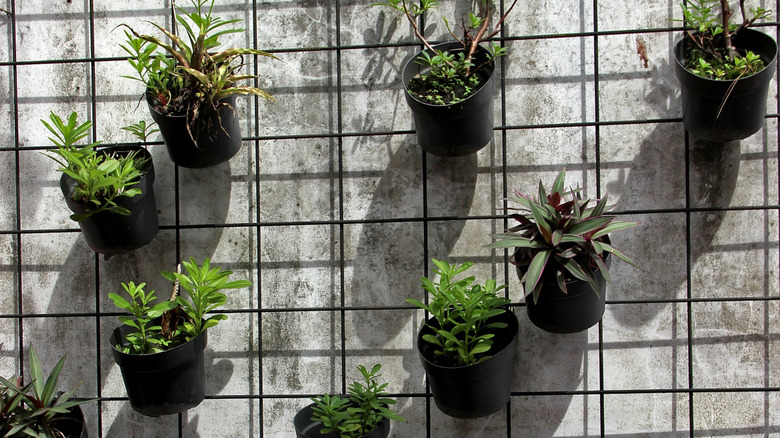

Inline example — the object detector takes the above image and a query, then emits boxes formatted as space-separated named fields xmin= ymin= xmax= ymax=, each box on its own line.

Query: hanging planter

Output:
xmin=487 ymin=169 xmax=639 ymax=334
xmin=110 ymin=323 xmax=207 ymax=416
xmin=408 ymin=259 xmax=518 ymax=418
xmin=417 ymin=310 xmax=518 ymax=418
xmin=147 ymin=93 xmax=242 ymax=169
xmin=293 ymin=364 xmax=403 ymax=438
xmin=517 ymin=250 xmax=610 ymax=334
xmin=674 ymin=29 xmax=777 ymax=141
xmin=60 ymin=144 xmax=158 ymax=255
xmin=120 ymin=0 xmax=277 ymax=169
xmin=402 ymin=41 xmax=497 ymax=157
xmin=108 ymin=257 xmax=252 ymax=416
xmin=373 ymin=1 xmax=517 ymax=158
xmin=673 ymin=0 xmax=777 ymax=142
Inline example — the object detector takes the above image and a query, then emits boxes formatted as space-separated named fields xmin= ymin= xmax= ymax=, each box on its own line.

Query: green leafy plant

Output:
xmin=309 ymin=364 xmax=405 ymax=438
xmin=487 ymin=169 xmax=639 ymax=304
xmin=161 ymin=257 xmax=252 ymax=340
xmin=108 ymin=281 xmax=179 ymax=354
xmin=111 ymin=257 xmax=252 ymax=354
xmin=679 ymin=0 xmax=771 ymax=79
xmin=121 ymin=120 xmax=159 ymax=143
xmin=373 ymin=0 xmax=517 ymax=104
xmin=119 ymin=0 xmax=278 ymax=141
xmin=407 ymin=259 xmax=510 ymax=367
xmin=42 ymin=111 xmax=148 ymax=222
xmin=0 ymin=346 xmax=93 ymax=438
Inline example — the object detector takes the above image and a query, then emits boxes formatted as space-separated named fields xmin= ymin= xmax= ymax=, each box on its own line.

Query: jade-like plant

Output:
xmin=487 ymin=169 xmax=639 ymax=304
xmin=42 ymin=111 xmax=148 ymax=222
xmin=119 ymin=0 xmax=277 ymax=141
xmin=0 ymin=346 xmax=93 ymax=438
xmin=110 ymin=257 xmax=252 ymax=354
xmin=309 ymin=364 xmax=405 ymax=438
xmin=407 ymin=259 xmax=510 ymax=367
xmin=679 ymin=0 xmax=771 ymax=79
xmin=372 ymin=0 xmax=517 ymax=104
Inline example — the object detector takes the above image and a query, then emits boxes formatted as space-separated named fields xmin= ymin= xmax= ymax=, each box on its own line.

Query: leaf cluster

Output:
xmin=161 ymin=257 xmax=252 ymax=340
xmin=119 ymin=0 xmax=278 ymax=139
xmin=108 ymin=282 xmax=179 ymax=354
xmin=111 ymin=257 xmax=252 ymax=355
xmin=310 ymin=364 xmax=405 ymax=438
xmin=121 ymin=120 xmax=159 ymax=143
xmin=487 ymin=169 xmax=639 ymax=305
xmin=373 ymin=0 xmax=516 ymax=104
xmin=408 ymin=259 xmax=510 ymax=367
xmin=42 ymin=112 xmax=148 ymax=222
xmin=0 ymin=346 xmax=92 ymax=438
xmin=680 ymin=0 xmax=771 ymax=79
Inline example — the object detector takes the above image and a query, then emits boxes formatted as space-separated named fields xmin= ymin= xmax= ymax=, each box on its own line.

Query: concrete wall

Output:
xmin=0 ymin=0 xmax=778 ymax=436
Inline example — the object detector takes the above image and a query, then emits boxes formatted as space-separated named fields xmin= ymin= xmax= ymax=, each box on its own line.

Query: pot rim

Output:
xmin=673 ymin=28 xmax=778 ymax=83
xmin=402 ymin=41 xmax=496 ymax=108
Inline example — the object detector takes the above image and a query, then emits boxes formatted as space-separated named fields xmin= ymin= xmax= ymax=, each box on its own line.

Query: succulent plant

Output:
xmin=487 ymin=169 xmax=639 ymax=304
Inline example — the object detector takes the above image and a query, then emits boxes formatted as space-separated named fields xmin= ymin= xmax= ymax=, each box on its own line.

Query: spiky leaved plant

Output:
xmin=487 ymin=169 xmax=639 ymax=304
xmin=120 ymin=0 xmax=277 ymax=141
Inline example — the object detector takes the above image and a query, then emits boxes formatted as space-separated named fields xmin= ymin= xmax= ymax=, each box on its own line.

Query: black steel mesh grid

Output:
xmin=0 ymin=0 xmax=778 ymax=436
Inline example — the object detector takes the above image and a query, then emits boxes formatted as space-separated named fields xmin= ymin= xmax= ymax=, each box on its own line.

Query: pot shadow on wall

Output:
xmin=345 ymin=143 xmax=478 ymax=422
xmin=605 ymin=59 xmax=740 ymax=328
xmin=35 ymin=145 xmax=238 ymax=437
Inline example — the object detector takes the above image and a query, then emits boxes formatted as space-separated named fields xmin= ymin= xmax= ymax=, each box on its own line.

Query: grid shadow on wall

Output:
xmin=0 ymin=0 xmax=778 ymax=437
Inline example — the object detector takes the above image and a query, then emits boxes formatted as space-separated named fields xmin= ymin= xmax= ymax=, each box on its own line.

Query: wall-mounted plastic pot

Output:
xmin=110 ymin=324 xmax=207 ymax=417
xmin=402 ymin=41 xmax=497 ymax=157
xmin=53 ymin=404 xmax=88 ymax=438
xmin=674 ymin=29 xmax=778 ymax=142
xmin=293 ymin=403 xmax=390 ymax=438
xmin=60 ymin=145 xmax=158 ymax=256
xmin=417 ymin=310 xmax=519 ymax=419
xmin=147 ymin=93 xmax=242 ymax=168
xmin=516 ymin=250 xmax=611 ymax=334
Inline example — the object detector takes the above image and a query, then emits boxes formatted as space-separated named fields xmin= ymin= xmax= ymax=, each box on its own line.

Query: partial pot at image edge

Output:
xmin=674 ymin=28 xmax=778 ymax=142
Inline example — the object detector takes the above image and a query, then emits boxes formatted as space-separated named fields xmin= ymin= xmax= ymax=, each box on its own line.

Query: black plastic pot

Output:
xmin=61 ymin=145 xmax=158 ymax=255
xmin=516 ymin=252 xmax=611 ymax=334
xmin=402 ymin=41 xmax=497 ymax=157
xmin=53 ymin=404 xmax=88 ymax=438
xmin=293 ymin=403 xmax=390 ymax=438
xmin=147 ymin=93 xmax=242 ymax=168
xmin=417 ymin=310 xmax=519 ymax=419
xmin=674 ymin=28 xmax=778 ymax=141
xmin=110 ymin=325 xmax=207 ymax=416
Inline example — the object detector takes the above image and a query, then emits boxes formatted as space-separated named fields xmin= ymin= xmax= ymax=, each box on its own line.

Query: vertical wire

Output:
xmin=684 ymin=129 xmax=694 ymax=437
xmin=9 ymin=0 xmax=22 ymax=378
xmin=335 ymin=0 xmax=347 ymax=395
xmin=591 ymin=0 xmax=607 ymax=436
xmin=251 ymin=0 xmax=262 ymax=434
xmin=495 ymin=1 xmax=512 ymax=435
xmin=86 ymin=1 xmax=103 ymax=435
xmin=415 ymin=3 xmax=431 ymax=435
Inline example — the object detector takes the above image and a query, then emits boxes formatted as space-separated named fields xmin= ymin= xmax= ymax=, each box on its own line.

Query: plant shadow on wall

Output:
xmin=33 ymin=142 xmax=238 ymax=435
xmin=605 ymin=57 xmax=740 ymax=328
xmin=346 ymin=141 xmax=478 ymax=410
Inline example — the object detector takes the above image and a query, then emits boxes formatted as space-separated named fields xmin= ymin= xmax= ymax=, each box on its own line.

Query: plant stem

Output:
xmin=721 ymin=0 xmax=738 ymax=60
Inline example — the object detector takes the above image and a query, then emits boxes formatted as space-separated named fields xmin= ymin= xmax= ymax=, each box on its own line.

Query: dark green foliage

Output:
xmin=408 ymin=259 xmax=510 ymax=367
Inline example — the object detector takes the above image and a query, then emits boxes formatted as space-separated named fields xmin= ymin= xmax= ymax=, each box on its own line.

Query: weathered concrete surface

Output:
xmin=0 ymin=0 xmax=777 ymax=437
